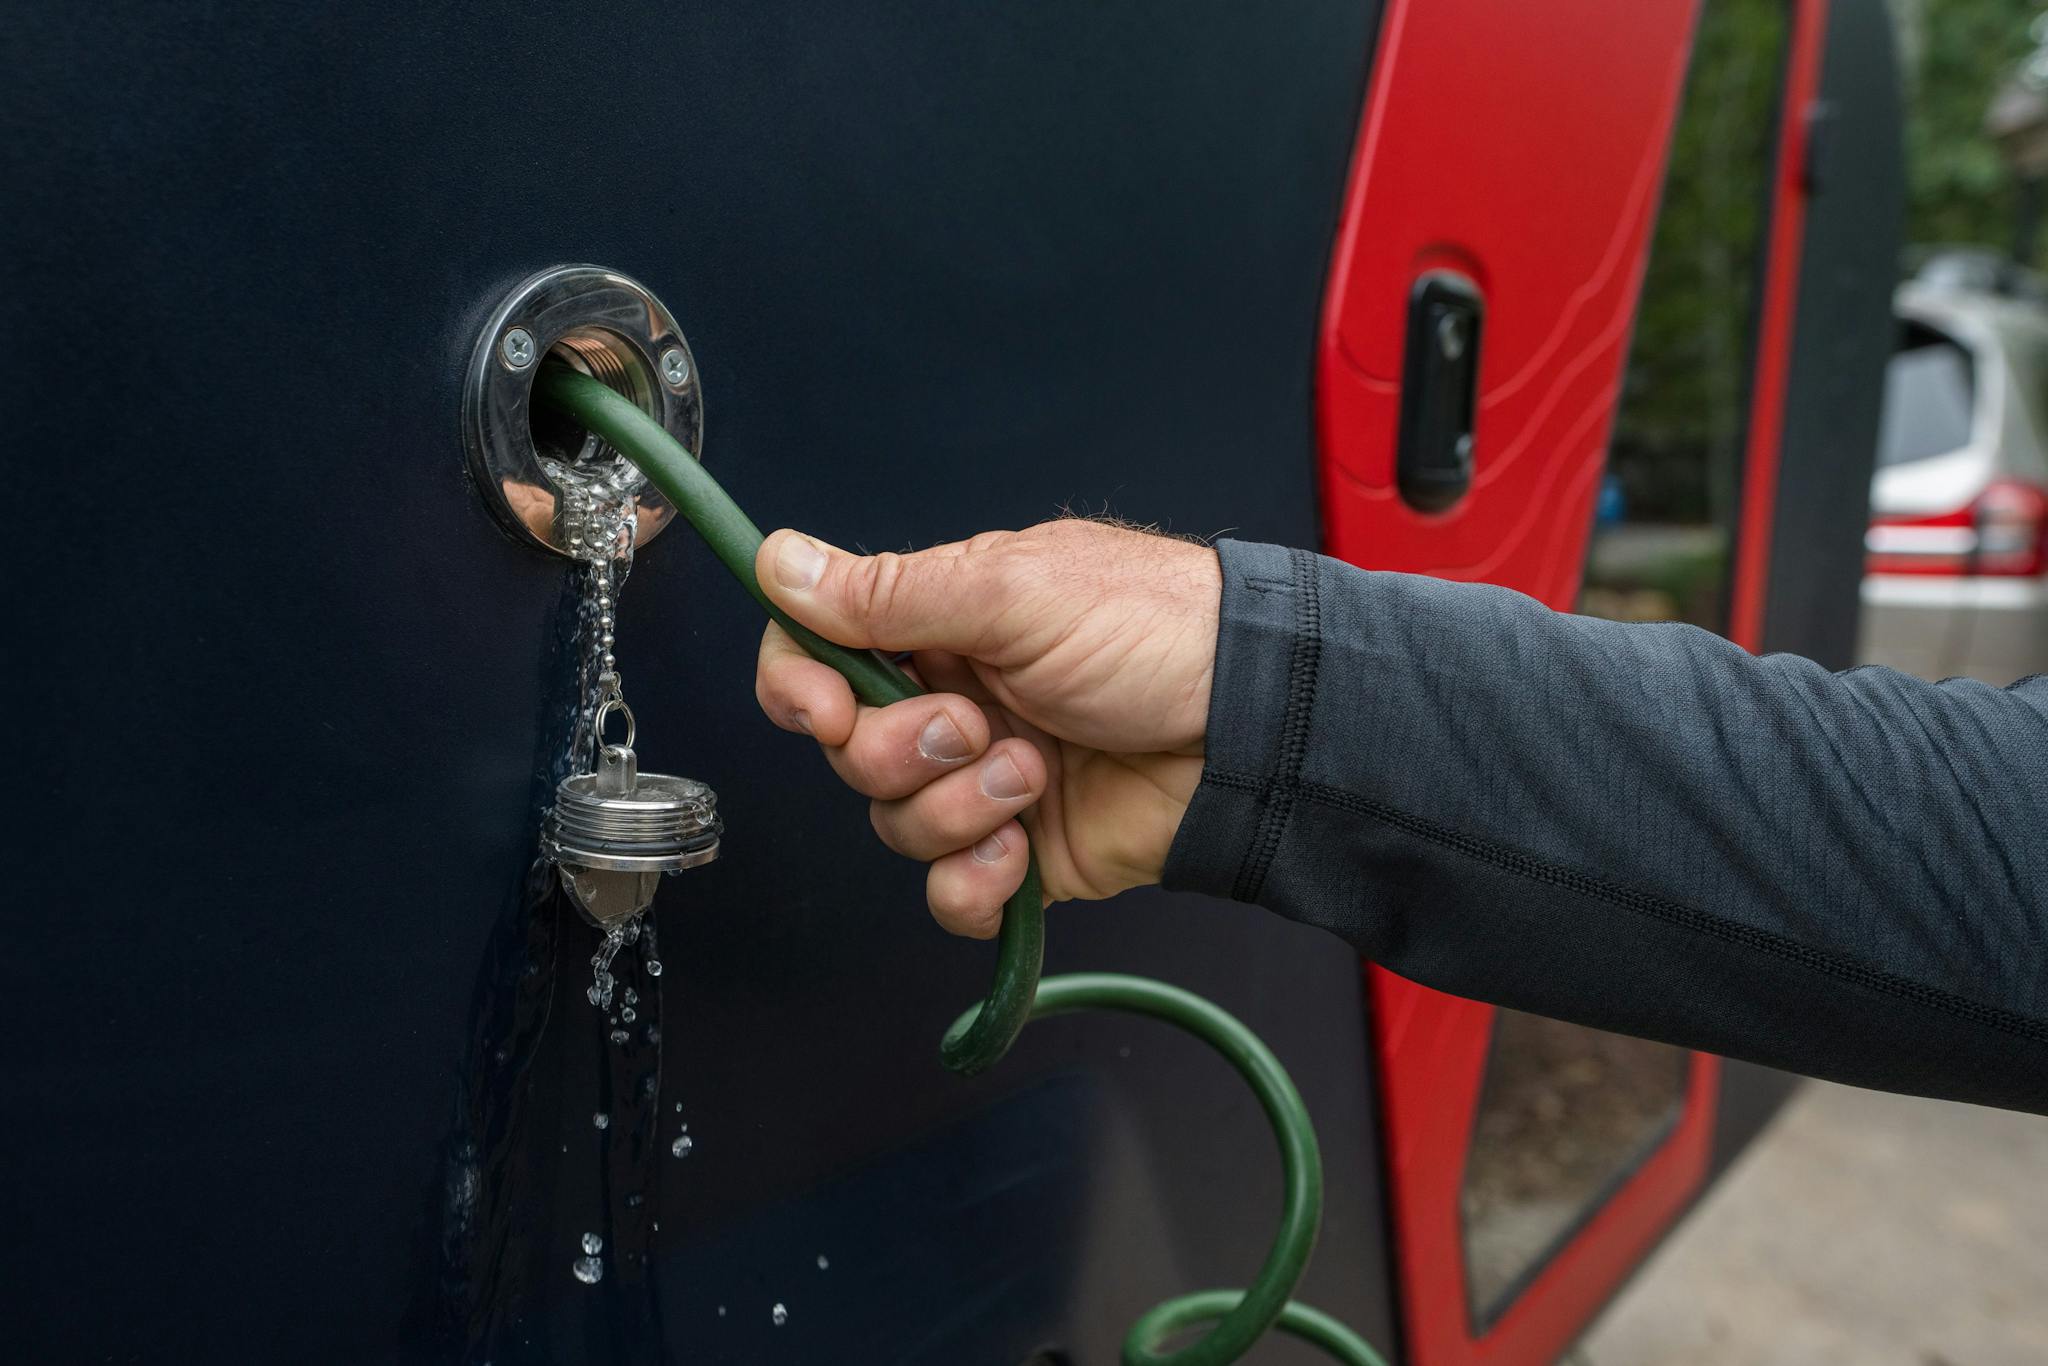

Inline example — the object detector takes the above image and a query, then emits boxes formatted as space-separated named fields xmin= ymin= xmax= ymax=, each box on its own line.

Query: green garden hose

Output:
xmin=536 ymin=365 xmax=1387 ymax=1366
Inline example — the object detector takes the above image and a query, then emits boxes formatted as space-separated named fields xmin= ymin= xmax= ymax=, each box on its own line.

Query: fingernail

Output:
xmin=972 ymin=832 xmax=1009 ymax=864
xmin=917 ymin=712 xmax=971 ymax=762
xmin=980 ymin=753 xmax=1029 ymax=801
xmin=789 ymin=709 xmax=813 ymax=736
xmin=775 ymin=535 xmax=827 ymax=591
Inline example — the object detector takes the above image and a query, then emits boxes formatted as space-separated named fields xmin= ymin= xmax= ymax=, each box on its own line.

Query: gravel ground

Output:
xmin=1578 ymin=1080 xmax=2048 ymax=1366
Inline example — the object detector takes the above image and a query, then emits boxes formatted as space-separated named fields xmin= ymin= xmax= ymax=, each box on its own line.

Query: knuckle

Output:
xmin=867 ymin=801 xmax=906 ymax=854
xmin=984 ymin=536 xmax=1039 ymax=586
xmin=850 ymin=736 xmax=898 ymax=795
xmin=963 ymin=528 xmax=1019 ymax=556
xmin=928 ymin=876 xmax=1000 ymax=940
xmin=832 ymin=737 xmax=885 ymax=797
xmin=963 ymin=530 xmax=1039 ymax=596
xmin=925 ymin=870 xmax=961 ymax=916
xmin=959 ymin=897 xmax=1003 ymax=940
xmin=853 ymin=551 xmax=908 ymax=624
xmin=755 ymin=641 xmax=795 ymax=695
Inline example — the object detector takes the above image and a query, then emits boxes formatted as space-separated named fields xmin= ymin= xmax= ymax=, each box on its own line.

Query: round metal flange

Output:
xmin=464 ymin=264 xmax=705 ymax=557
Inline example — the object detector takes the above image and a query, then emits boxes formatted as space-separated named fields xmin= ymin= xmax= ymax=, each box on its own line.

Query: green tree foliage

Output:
xmin=1584 ymin=0 xmax=1788 ymax=626
xmin=1613 ymin=0 xmax=1787 ymax=530
xmin=1586 ymin=0 xmax=2035 ymax=626
xmin=1902 ymin=0 xmax=2038 ymax=258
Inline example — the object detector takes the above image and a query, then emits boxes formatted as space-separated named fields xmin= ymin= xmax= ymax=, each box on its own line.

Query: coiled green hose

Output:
xmin=536 ymin=365 xmax=1386 ymax=1366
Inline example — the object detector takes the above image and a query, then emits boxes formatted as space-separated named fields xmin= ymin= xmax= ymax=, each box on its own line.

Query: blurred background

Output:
xmin=1570 ymin=2 xmax=2048 ymax=1360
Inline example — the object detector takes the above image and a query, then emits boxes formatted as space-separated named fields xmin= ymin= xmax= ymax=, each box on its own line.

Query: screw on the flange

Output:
xmin=501 ymin=327 xmax=536 ymax=370
xmin=660 ymin=349 xmax=689 ymax=388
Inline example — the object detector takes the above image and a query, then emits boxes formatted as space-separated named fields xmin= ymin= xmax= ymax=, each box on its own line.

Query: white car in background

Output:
xmin=1859 ymin=262 xmax=2048 ymax=683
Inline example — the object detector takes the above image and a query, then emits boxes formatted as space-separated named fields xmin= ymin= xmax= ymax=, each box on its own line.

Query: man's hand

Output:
xmin=753 ymin=519 xmax=1220 ymax=938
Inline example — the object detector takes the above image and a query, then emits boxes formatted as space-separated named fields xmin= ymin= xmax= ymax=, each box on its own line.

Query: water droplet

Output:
xmin=588 ymin=924 xmax=630 ymax=1010
xmin=646 ymin=960 xmax=663 ymax=977
xmin=771 ymin=1303 xmax=788 ymax=1326
xmin=621 ymin=1006 xmax=636 ymax=1023
xmin=581 ymin=1232 xmax=603 ymax=1255
xmin=626 ymin=1192 xmax=644 ymax=1208
xmin=609 ymin=1029 xmax=629 ymax=1045
xmin=645 ymin=1025 xmax=661 ymax=1044
xmin=572 ymin=1255 xmax=604 ymax=1285
xmin=671 ymin=1134 xmax=693 ymax=1158
xmin=624 ymin=988 xmax=638 ymax=1005
xmin=593 ymin=1113 xmax=610 ymax=1130
xmin=716 ymin=1305 xmax=725 ymax=1317
xmin=674 ymin=1102 xmax=683 ymax=1113
xmin=816 ymin=1254 xmax=829 ymax=1270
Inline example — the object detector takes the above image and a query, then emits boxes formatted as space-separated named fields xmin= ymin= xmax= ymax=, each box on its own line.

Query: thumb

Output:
xmin=756 ymin=529 xmax=1007 ymax=655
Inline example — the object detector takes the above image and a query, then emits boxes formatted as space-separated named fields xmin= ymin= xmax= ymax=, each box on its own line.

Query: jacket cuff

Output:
xmin=1163 ymin=538 xmax=1320 ymax=904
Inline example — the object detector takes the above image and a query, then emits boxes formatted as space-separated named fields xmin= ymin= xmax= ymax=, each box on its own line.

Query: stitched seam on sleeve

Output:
xmin=1205 ymin=766 xmax=2048 ymax=1046
xmin=1232 ymin=549 xmax=1322 ymax=903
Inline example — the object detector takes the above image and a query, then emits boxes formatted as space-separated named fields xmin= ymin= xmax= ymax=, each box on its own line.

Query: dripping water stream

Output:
xmin=437 ymin=465 xmax=682 ymax=1364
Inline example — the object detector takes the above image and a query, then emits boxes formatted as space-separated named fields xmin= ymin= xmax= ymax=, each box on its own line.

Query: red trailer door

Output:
xmin=1315 ymin=0 xmax=1829 ymax=1359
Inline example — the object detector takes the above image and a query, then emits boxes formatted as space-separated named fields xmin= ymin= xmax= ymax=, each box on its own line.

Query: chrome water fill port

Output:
xmin=463 ymin=263 xmax=704 ymax=559
xmin=463 ymin=264 xmax=721 ymax=923
xmin=543 ymin=691 xmax=721 ymax=927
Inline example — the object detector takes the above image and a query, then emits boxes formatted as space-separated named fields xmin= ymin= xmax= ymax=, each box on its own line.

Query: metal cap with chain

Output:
xmin=543 ymin=669 xmax=722 ymax=926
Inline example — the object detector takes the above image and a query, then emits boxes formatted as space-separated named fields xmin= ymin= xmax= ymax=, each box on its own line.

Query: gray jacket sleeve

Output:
xmin=1163 ymin=539 xmax=2048 ymax=1114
